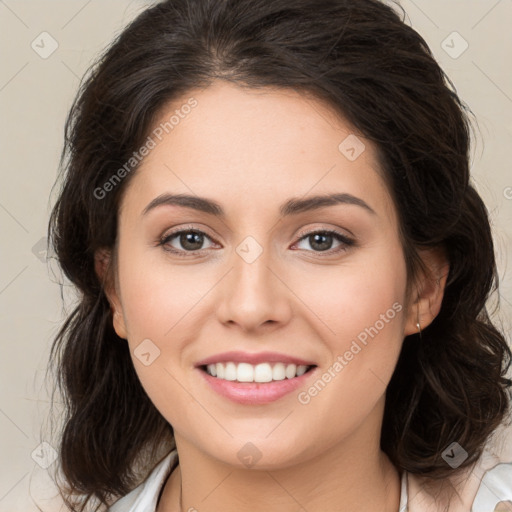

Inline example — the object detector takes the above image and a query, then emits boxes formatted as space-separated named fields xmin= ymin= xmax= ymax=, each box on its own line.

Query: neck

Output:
xmin=157 ymin=404 xmax=401 ymax=512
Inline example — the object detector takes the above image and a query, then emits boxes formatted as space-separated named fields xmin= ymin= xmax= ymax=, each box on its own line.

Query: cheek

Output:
xmin=292 ymin=244 xmax=408 ymax=408
xmin=115 ymin=242 xmax=223 ymax=413
xmin=296 ymin=245 xmax=407 ymax=350
xmin=115 ymin=250 xmax=199 ymax=424
xmin=117 ymin=241 xmax=205 ymax=340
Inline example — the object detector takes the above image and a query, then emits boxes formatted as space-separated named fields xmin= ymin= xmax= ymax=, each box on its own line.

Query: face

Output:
xmin=105 ymin=80 xmax=424 ymax=470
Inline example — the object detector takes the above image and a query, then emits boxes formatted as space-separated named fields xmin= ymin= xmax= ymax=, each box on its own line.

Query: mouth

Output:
xmin=196 ymin=362 xmax=319 ymax=405
xmin=199 ymin=362 xmax=317 ymax=383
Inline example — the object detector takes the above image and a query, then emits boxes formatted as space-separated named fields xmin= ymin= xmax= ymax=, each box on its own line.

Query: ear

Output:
xmin=404 ymin=246 xmax=449 ymax=336
xmin=94 ymin=248 xmax=128 ymax=339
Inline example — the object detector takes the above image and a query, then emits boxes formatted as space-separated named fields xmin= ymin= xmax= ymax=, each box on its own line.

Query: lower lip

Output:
xmin=197 ymin=367 xmax=317 ymax=405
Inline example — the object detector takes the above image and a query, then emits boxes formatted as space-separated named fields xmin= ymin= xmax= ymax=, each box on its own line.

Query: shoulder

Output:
xmin=471 ymin=424 xmax=512 ymax=511
xmin=108 ymin=449 xmax=179 ymax=512
xmin=471 ymin=461 xmax=512 ymax=511
xmin=405 ymin=430 xmax=512 ymax=512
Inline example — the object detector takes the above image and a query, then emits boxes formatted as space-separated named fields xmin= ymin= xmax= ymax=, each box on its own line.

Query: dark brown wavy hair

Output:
xmin=45 ymin=0 xmax=512 ymax=510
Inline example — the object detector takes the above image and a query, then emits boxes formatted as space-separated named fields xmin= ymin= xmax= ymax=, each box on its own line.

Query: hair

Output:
xmin=46 ymin=0 xmax=512 ymax=510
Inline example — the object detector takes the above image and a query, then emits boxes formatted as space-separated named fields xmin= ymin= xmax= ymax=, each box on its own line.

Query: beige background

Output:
xmin=0 ymin=1 xmax=511 ymax=510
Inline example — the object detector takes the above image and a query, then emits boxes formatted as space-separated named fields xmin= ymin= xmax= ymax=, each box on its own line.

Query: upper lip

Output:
xmin=195 ymin=351 xmax=317 ymax=367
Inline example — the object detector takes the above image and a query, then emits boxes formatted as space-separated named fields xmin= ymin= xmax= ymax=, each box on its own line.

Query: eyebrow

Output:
xmin=142 ymin=192 xmax=376 ymax=217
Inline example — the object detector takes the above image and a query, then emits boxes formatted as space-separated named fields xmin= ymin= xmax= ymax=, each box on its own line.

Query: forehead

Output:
xmin=120 ymin=80 xmax=397 ymax=224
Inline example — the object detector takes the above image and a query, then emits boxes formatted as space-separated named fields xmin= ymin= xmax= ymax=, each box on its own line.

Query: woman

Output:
xmin=47 ymin=0 xmax=512 ymax=510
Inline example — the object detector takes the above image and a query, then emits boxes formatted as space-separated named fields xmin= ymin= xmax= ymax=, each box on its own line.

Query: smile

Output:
xmin=203 ymin=362 xmax=315 ymax=382
xmin=197 ymin=363 xmax=318 ymax=405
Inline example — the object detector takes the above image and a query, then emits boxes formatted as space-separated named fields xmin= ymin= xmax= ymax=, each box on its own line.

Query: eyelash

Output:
xmin=157 ymin=226 xmax=356 ymax=258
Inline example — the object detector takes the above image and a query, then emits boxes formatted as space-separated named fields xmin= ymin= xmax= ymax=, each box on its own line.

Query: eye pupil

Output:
xmin=310 ymin=233 xmax=332 ymax=251
xmin=181 ymin=231 xmax=203 ymax=250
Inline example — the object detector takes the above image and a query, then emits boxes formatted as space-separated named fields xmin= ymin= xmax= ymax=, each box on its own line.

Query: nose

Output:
xmin=215 ymin=242 xmax=293 ymax=333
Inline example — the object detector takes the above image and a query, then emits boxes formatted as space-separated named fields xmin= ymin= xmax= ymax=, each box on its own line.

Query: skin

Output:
xmin=96 ymin=80 xmax=448 ymax=511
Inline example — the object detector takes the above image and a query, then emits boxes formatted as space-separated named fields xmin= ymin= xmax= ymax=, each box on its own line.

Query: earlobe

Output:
xmin=404 ymin=247 xmax=449 ymax=336
xmin=94 ymin=248 xmax=128 ymax=340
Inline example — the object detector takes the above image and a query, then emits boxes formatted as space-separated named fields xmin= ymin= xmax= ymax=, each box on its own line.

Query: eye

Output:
xmin=293 ymin=229 xmax=355 ymax=255
xmin=158 ymin=227 xmax=217 ymax=256
xmin=157 ymin=226 xmax=355 ymax=258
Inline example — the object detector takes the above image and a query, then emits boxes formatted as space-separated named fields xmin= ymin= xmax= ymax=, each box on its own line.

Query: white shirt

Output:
xmin=108 ymin=450 xmax=179 ymax=512
xmin=107 ymin=449 xmax=512 ymax=512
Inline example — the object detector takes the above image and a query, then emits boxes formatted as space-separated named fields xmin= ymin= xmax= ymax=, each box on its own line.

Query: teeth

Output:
xmin=296 ymin=365 xmax=307 ymax=376
xmin=224 ymin=362 xmax=237 ymax=381
xmin=204 ymin=362 xmax=311 ymax=382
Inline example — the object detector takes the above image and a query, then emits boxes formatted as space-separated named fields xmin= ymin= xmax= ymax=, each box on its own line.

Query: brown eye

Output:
xmin=308 ymin=232 xmax=334 ymax=251
xmin=176 ymin=231 xmax=205 ymax=251
xmin=159 ymin=229 xmax=216 ymax=255
xmin=294 ymin=229 xmax=355 ymax=254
